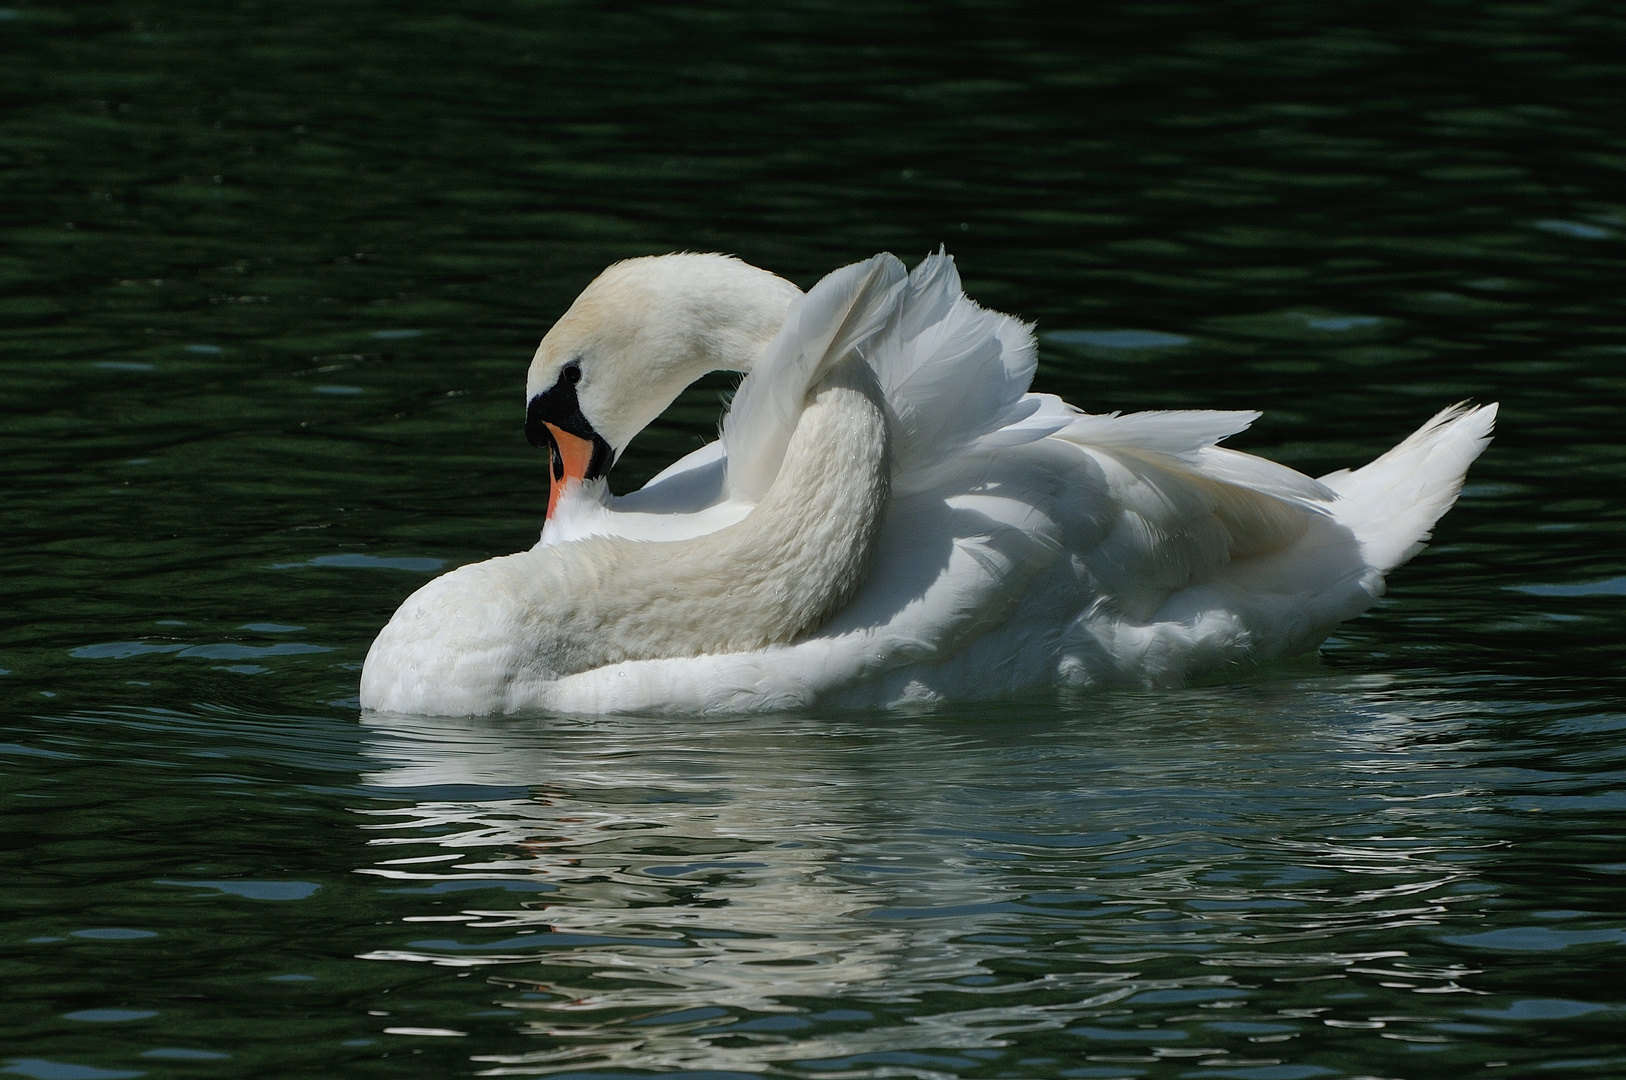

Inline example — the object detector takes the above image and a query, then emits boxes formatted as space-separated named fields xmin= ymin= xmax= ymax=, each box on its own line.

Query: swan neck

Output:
xmin=540 ymin=358 xmax=891 ymax=672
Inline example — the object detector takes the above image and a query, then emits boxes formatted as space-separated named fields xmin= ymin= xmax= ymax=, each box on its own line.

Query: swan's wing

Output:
xmin=861 ymin=256 xmax=1342 ymax=625
xmin=862 ymin=250 xmax=1333 ymax=525
xmin=1060 ymin=409 xmax=1335 ymax=509
xmin=739 ymin=249 xmax=1346 ymax=639
xmin=871 ymin=252 xmax=1075 ymax=495
xmin=722 ymin=254 xmax=909 ymax=502
xmin=1052 ymin=409 xmax=1338 ymax=621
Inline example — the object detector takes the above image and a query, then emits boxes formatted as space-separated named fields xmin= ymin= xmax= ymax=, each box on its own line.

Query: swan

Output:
xmin=360 ymin=251 xmax=1496 ymax=716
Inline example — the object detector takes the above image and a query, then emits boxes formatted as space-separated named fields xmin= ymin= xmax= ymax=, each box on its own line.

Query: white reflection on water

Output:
xmin=354 ymin=681 xmax=1504 ymax=1075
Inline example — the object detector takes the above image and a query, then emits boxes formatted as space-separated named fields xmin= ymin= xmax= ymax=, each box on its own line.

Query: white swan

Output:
xmin=360 ymin=251 xmax=1496 ymax=716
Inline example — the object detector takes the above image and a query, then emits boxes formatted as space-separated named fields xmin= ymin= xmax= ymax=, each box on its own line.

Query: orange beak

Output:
xmin=545 ymin=422 xmax=601 ymax=520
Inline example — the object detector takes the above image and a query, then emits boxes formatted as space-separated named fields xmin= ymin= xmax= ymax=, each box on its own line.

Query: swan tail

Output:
xmin=1319 ymin=402 xmax=1498 ymax=573
xmin=722 ymin=253 xmax=909 ymax=501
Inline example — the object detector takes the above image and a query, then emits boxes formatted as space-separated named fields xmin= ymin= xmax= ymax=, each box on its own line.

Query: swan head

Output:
xmin=525 ymin=253 xmax=801 ymax=518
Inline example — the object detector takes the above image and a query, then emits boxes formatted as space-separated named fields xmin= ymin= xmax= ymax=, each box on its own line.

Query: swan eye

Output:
xmin=525 ymin=358 xmax=614 ymax=484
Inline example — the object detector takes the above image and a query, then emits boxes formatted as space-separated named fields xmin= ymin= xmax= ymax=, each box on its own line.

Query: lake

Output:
xmin=3 ymin=1 xmax=1624 ymax=1077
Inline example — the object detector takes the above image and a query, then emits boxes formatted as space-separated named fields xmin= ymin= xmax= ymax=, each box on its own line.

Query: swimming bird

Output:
xmin=359 ymin=251 xmax=1495 ymax=715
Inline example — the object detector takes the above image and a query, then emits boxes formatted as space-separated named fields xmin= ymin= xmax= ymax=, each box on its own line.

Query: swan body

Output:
xmin=360 ymin=252 xmax=1495 ymax=715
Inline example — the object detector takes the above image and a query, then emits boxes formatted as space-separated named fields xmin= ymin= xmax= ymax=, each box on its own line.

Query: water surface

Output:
xmin=4 ymin=1 xmax=1625 ymax=1077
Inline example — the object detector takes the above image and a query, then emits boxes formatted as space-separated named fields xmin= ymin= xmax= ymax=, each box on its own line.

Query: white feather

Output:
xmin=722 ymin=254 xmax=907 ymax=502
xmin=1321 ymin=402 xmax=1498 ymax=571
xmin=362 ymin=252 xmax=1498 ymax=716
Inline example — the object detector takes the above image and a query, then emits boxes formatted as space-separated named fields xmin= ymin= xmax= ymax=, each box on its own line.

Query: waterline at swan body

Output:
xmin=359 ymin=251 xmax=1496 ymax=716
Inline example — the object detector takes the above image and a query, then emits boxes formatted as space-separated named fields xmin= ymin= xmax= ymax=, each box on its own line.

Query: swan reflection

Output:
xmin=355 ymin=688 xmax=1495 ymax=1074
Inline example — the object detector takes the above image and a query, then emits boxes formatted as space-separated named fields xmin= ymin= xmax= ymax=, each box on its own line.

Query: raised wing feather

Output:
xmin=722 ymin=254 xmax=908 ymax=502
xmin=871 ymin=252 xmax=1065 ymax=488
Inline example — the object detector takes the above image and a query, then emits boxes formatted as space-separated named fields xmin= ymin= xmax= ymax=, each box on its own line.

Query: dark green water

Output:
xmin=4 ymin=1 xmax=1625 ymax=1077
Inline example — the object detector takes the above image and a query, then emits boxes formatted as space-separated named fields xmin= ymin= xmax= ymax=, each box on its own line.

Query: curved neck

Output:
xmin=528 ymin=255 xmax=803 ymax=455
xmin=535 ymin=359 xmax=891 ymax=674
